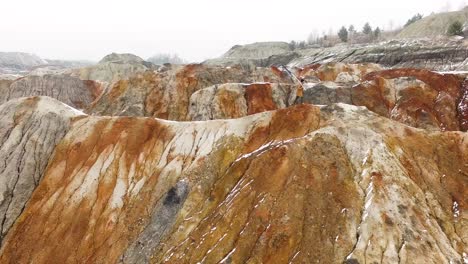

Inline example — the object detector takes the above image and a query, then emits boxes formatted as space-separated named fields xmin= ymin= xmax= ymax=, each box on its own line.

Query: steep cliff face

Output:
xmin=2 ymin=75 xmax=104 ymax=109
xmin=0 ymin=103 xmax=465 ymax=264
xmin=87 ymin=64 xmax=291 ymax=120
xmin=0 ymin=97 xmax=83 ymax=244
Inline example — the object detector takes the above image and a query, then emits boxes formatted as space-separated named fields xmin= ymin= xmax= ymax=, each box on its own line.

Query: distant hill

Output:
xmin=99 ymin=53 xmax=144 ymax=64
xmin=398 ymin=7 xmax=468 ymax=38
xmin=221 ymin=42 xmax=291 ymax=59
xmin=204 ymin=42 xmax=299 ymax=66
xmin=0 ymin=52 xmax=47 ymax=73
xmin=0 ymin=52 xmax=94 ymax=75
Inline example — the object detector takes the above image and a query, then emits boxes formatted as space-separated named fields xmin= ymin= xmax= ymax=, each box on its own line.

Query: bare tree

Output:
xmin=307 ymin=29 xmax=320 ymax=44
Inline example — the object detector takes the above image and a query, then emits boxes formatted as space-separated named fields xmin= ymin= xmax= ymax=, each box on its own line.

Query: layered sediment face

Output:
xmin=205 ymin=39 xmax=468 ymax=71
xmin=1 ymin=75 xmax=104 ymax=109
xmin=0 ymin=101 xmax=465 ymax=264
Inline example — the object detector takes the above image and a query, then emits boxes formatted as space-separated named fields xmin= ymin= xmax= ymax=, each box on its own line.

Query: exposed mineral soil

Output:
xmin=86 ymin=64 xmax=292 ymax=120
xmin=0 ymin=98 xmax=466 ymax=263
xmin=188 ymin=83 xmax=296 ymax=120
xmin=186 ymin=64 xmax=468 ymax=132
xmin=352 ymin=68 xmax=465 ymax=131
xmin=0 ymin=48 xmax=466 ymax=264
xmin=0 ymin=97 xmax=84 ymax=245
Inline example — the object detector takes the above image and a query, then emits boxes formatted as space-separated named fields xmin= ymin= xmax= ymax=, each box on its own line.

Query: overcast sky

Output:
xmin=1 ymin=0 xmax=466 ymax=62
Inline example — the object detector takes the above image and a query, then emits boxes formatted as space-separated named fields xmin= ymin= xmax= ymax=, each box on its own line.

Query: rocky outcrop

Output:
xmin=298 ymin=62 xmax=384 ymax=82
xmin=189 ymin=83 xmax=296 ymax=120
xmin=304 ymin=82 xmax=353 ymax=105
xmin=87 ymin=64 xmax=291 ymax=119
xmin=68 ymin=53 xmax=156 ymax=83
xmin=296 ymin=66 xmax=467 ymax=131
xmin=352 ymin=69 xmax=464 ymax=131
xmin=2 ymin=75 xmax=104 ymax=109
xmin=0 ymin=96 xmax=83 ymax=244
xmin=0 ymin=103 xmax=466 ymax=263
xmin=296 ymin=39 xmax=468 ymax=71
xmin=206 ymin=39 xmax=468 ymax=71
xmin=149 ymin=64 xmax=465 ymax=132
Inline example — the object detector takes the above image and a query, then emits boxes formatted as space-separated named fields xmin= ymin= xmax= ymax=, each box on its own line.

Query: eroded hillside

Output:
xmin=0 ymin=97 xmax=465 ymax=263
xmin=0 ymin=46 xmax=466 ymax=264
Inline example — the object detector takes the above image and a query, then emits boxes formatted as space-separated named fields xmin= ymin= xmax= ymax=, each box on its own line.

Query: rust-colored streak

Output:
xmin=384 ymin=128 xmax=468 ymax=254
xmin=296 ymin=63 xmax=321 ymax=77
xmin=458 ymin=79 xmax=468 ymax=131
xmin=107 ymin=79 xmax=129 ymax=100
xmin=363 ymin=69 xmax=461 ymax=97
xmin=173 ymin=64 xmax=201 ymax=120
xmin=354 ymin=69 xmax=464 ymax=131
xmin=88 ymin=64 xmax=289 ymax=120
xmin=351 ymin=77 xmax=393 ymax=117
xmin=271 ymin=65 xmax=286 ymax=79
xmin=12 ymin=97 xmax=40 ymax=125
xmin=316 ymin=63 xmax=351 ymax=81
xmin=244 ymin=83 xmax=277 ymax=115
xmin=385 ymin=127 xmax=468 ymax=252
xmin=216 ymin=88 xmax=246 ymax=119
xmin=0 ymin=116 xmax=175 ymax=263
xmin=244 ymin=104 xmax=321 ymax=153
xmin=83 ymin=80 xmax=105 ymax=100
xmin=154 ymin=134 xmax=361 ymax=263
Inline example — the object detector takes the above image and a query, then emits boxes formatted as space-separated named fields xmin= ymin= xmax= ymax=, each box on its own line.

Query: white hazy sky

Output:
xmin=1 ymin=0 xmax=466 ymax=62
